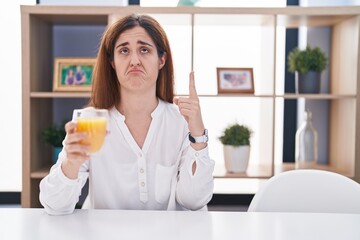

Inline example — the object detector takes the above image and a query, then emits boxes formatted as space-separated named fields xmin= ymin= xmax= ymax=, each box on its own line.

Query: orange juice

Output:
xmin=77 ymin=117 xmax=107 ymax=153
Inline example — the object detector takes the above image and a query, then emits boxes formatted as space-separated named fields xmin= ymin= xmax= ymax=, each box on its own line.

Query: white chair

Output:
xmin=248 ymin=169 xmax=360 ymax=213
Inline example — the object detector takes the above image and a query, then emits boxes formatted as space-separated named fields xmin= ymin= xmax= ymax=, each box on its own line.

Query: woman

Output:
xmin=40 ymin=14 xmax=214 ymax=215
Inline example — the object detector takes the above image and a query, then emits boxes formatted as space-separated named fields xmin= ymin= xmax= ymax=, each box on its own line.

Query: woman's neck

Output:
xmin=118 ymin=92 xmax=158 ymax=118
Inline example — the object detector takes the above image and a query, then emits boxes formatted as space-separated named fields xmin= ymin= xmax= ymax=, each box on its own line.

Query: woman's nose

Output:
xmin=130 ymin=52 xmax=141 ymax=67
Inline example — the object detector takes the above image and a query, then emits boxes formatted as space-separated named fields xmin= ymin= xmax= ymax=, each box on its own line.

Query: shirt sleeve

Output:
xmin=175 ymin=142 xmax=215 ymax=211
xmin=39 ymin=149 xmax=89 ymax=215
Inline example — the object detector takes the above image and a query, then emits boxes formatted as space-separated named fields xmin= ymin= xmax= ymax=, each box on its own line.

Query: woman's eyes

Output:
xmin=140 ymin=47 xmax=149 ymax=54
xmin=119 ymin=48 xmax=129 ymax=55
xmin=119 ymin=47 xmax=149 ymax=55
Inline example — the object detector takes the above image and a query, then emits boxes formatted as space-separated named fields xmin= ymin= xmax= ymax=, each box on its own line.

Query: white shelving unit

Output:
xmin=21 ymin=5 xmax=360 ymax=207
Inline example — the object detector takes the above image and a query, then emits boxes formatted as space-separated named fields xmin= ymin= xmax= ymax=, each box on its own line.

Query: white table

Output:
xmin=0 ymin=208 xmax=359 ymax=240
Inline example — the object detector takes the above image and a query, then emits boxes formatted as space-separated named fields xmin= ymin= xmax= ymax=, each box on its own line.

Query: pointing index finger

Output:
xmin=189 ymin=71 xmax=198 ymax=98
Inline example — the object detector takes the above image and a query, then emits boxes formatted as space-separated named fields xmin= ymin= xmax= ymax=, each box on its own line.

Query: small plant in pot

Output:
xmin=219 ymin=123 xmax=252 ymax=173
xmin=42 ymin=120 xmax=67 ymax=164
xmin=288 ymin=45 xmax=327 ymax=94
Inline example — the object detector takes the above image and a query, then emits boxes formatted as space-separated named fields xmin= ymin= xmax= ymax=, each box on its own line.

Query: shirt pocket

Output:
xmin=155 ymin=163 xmax=176 ymax=204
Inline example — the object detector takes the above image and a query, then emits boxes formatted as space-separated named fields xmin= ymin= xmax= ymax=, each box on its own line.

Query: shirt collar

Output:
xmin=151 ymin=99 xmax=165 ymax=119
xmin=109 ymin=98 xmax=166 ymax=120
xmin=110 ymin=106 xmax=125 ymax=121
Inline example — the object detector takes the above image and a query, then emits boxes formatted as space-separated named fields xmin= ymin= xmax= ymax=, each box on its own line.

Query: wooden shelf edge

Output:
xmin=30 ymin=167 xmax=51 ymax=179
xmin=275 ymin=162 xmax=354 ymax=178
xmin=210 ymin=94 xmax=273 ymax=98
xmin=32 ymin=92 xmax=274 ymax=98
xmin=214 ymin=162 xmax=354 ymax=179
xmin=31 ymin=92 xmax=356 ymax=99
xmin=278 ymin=94 xmax=356 ymax=99
xmin=213 ymin=164 xmax=273 ymax=179
xmin=31 ymin=92 xmax=91 ymax=98
xmin=21 ymin=5 xmax=360 ymax=16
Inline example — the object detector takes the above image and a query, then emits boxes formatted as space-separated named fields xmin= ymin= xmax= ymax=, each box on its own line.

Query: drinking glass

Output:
xmin=73 ymin=108 xmax=109 ymax=153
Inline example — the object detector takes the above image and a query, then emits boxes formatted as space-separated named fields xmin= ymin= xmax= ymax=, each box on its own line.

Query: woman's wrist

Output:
xmin=190 ymin=142 xmax=207 ymax=151
xmin=61 ymin=159 xmax=82 ymax=180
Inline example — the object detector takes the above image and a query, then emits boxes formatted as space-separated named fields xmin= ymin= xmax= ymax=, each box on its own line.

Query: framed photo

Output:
xmin=53 ymin=58 xmax=96 ymax=92
xmin=217 ymin=67 xmax=254 ymax=94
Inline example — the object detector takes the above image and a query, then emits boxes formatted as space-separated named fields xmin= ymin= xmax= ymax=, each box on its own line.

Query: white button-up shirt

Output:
xmin=40 ymin=100 xmax=215 ymax=215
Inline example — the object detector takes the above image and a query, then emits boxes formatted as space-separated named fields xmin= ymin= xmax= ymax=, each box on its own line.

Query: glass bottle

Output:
xmin=295 ymin=110 xmax=318 ymax=169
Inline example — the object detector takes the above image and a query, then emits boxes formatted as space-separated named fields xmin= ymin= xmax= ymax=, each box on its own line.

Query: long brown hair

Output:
xmin=89 ymin=14 xmax=174 ymax=109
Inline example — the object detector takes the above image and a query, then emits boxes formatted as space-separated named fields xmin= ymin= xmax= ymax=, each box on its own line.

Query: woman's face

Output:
xmin=112 ymin=26 xmax=166 ymax=95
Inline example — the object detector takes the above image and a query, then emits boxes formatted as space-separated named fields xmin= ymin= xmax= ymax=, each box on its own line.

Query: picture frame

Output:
xmin=53 ymin=58 xmax=96 ymax=92
xmin=217 ymin=67 xmax=254 ymax=94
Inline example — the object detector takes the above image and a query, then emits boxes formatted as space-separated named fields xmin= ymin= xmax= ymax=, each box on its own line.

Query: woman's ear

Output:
xmin=111 ymin=60 xmax=115 ymax=69
xmin=159 ymin=52 xmax=167 ymax=70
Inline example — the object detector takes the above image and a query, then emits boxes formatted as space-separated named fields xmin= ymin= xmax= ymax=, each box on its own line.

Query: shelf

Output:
xmin=31 ymin=92 xmax=274 ymax=98
xmin=21 ymin=5 xmax=360 ymax=207
xmin=210 ymin=94 xmax=356 ymax=99
xmin=30 ymin=167 xmax=51 ymax=179
xmin=22 ymin=5 xmax=360 ymax=16
xmin=275 ymin=163 xmax=354 ymax=178
xmin=213 ymin=164 xmax=272 ymax=179
xmin=210 ymin=94 xmax=274 ymax=98
xmin=30 ymin=92 xmax=357 ymax=99
xmin=31 ymin=92 xmax=91 ymax=98
xmin=214 ymin=162 xmax=354 ymax=179
xmin=277 ymin=14 xmax=354 ymax=28
xmin=23 ymin=6 xmax=109 ymax=25
xmin=278 ymin=94 xmax=356 ymax=99
xmin=193 ymin=94 xmax=274 ymax=98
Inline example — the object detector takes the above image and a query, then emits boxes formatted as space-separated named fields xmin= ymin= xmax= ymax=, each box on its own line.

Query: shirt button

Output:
xmin=139 ymin=153 xmax=143 ymax=157
xmin=195 ymin=152 xmax=199 ymax=157
xmin=140 ymin=168 xmax=144 ymax=173
xmin=141 ymin=182 xmax=145 ymax=187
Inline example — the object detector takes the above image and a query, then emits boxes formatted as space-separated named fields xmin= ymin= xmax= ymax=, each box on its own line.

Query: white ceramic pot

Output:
xmin=223 ymin=145 xmax=250 ymax=173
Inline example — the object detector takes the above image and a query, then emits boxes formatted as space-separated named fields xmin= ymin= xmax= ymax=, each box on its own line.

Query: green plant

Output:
xmin=42 ymin=120 xmax=67 ymax=147
xmin=288 ymin=46 xmax=327 ymax=74
xmin=219 ymin=123 xmax=252 ymax=146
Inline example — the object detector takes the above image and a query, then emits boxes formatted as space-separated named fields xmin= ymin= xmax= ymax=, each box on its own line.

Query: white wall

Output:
xmin=0 ymin=1 xmax=35 ymax=192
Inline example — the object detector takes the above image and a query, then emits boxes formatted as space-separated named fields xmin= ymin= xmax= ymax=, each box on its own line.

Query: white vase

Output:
xmin=223 ymin=145 xmax=250 ymax=173
xmin=295 ymin=110 xmax=318 ymax=169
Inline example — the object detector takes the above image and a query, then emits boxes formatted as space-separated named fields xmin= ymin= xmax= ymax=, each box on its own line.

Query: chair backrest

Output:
xmin=248 ymin=169 xmax=360 ymax=213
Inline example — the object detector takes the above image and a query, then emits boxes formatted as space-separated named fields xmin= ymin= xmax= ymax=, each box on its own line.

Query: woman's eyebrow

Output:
xmin=115 ymin=42 xmax=128 ymax=49
xmin=138 ymin=40 xmax=153 ymax=47
xmin=115 ymin=40 xmax=153 ymax=49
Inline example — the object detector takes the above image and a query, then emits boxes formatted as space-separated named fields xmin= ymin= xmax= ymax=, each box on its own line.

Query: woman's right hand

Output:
xmin=61 ymin=121 xmax=90 ymax=179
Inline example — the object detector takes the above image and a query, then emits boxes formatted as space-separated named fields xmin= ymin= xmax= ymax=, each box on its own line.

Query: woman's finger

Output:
xmin=65 ymin=121 xmax=77 ymax=134
xmin=65 ymin=132 xmax=87 ymax=145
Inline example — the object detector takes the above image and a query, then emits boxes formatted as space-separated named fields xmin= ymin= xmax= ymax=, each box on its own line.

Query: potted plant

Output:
xmin=219 ymin=123 xmax=252 ymax=173
xmin=288 ymin=45 xmax=327 ymax=93
xmin=42 ymin=120 xmax=67 ymax=163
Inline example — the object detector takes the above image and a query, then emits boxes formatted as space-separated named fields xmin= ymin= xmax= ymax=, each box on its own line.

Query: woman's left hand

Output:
xmin=173 ymin=71 xmax=205 ymax=138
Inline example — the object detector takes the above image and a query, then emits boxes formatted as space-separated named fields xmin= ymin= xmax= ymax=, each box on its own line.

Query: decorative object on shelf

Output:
xmin=53 ymin=57 xmax=96 ymax=92
xmin=42 ymin=120 xmax=67 ymax=163
xmin=177 ymin=0 xmax=199 ymax=6
xmin=295 ymin=110 xmax=318 ymax=169
xmin=219 ymin=123 xmax=252 ymax=173
xmin=288 ymin=46 xmax=327 ymax=94
xmin=217 ymin=68 xmax=254 ymax=94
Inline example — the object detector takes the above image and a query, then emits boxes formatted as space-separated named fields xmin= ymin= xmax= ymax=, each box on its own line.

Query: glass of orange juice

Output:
xmin=73 ymin=108 xmax=109 ymax=153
